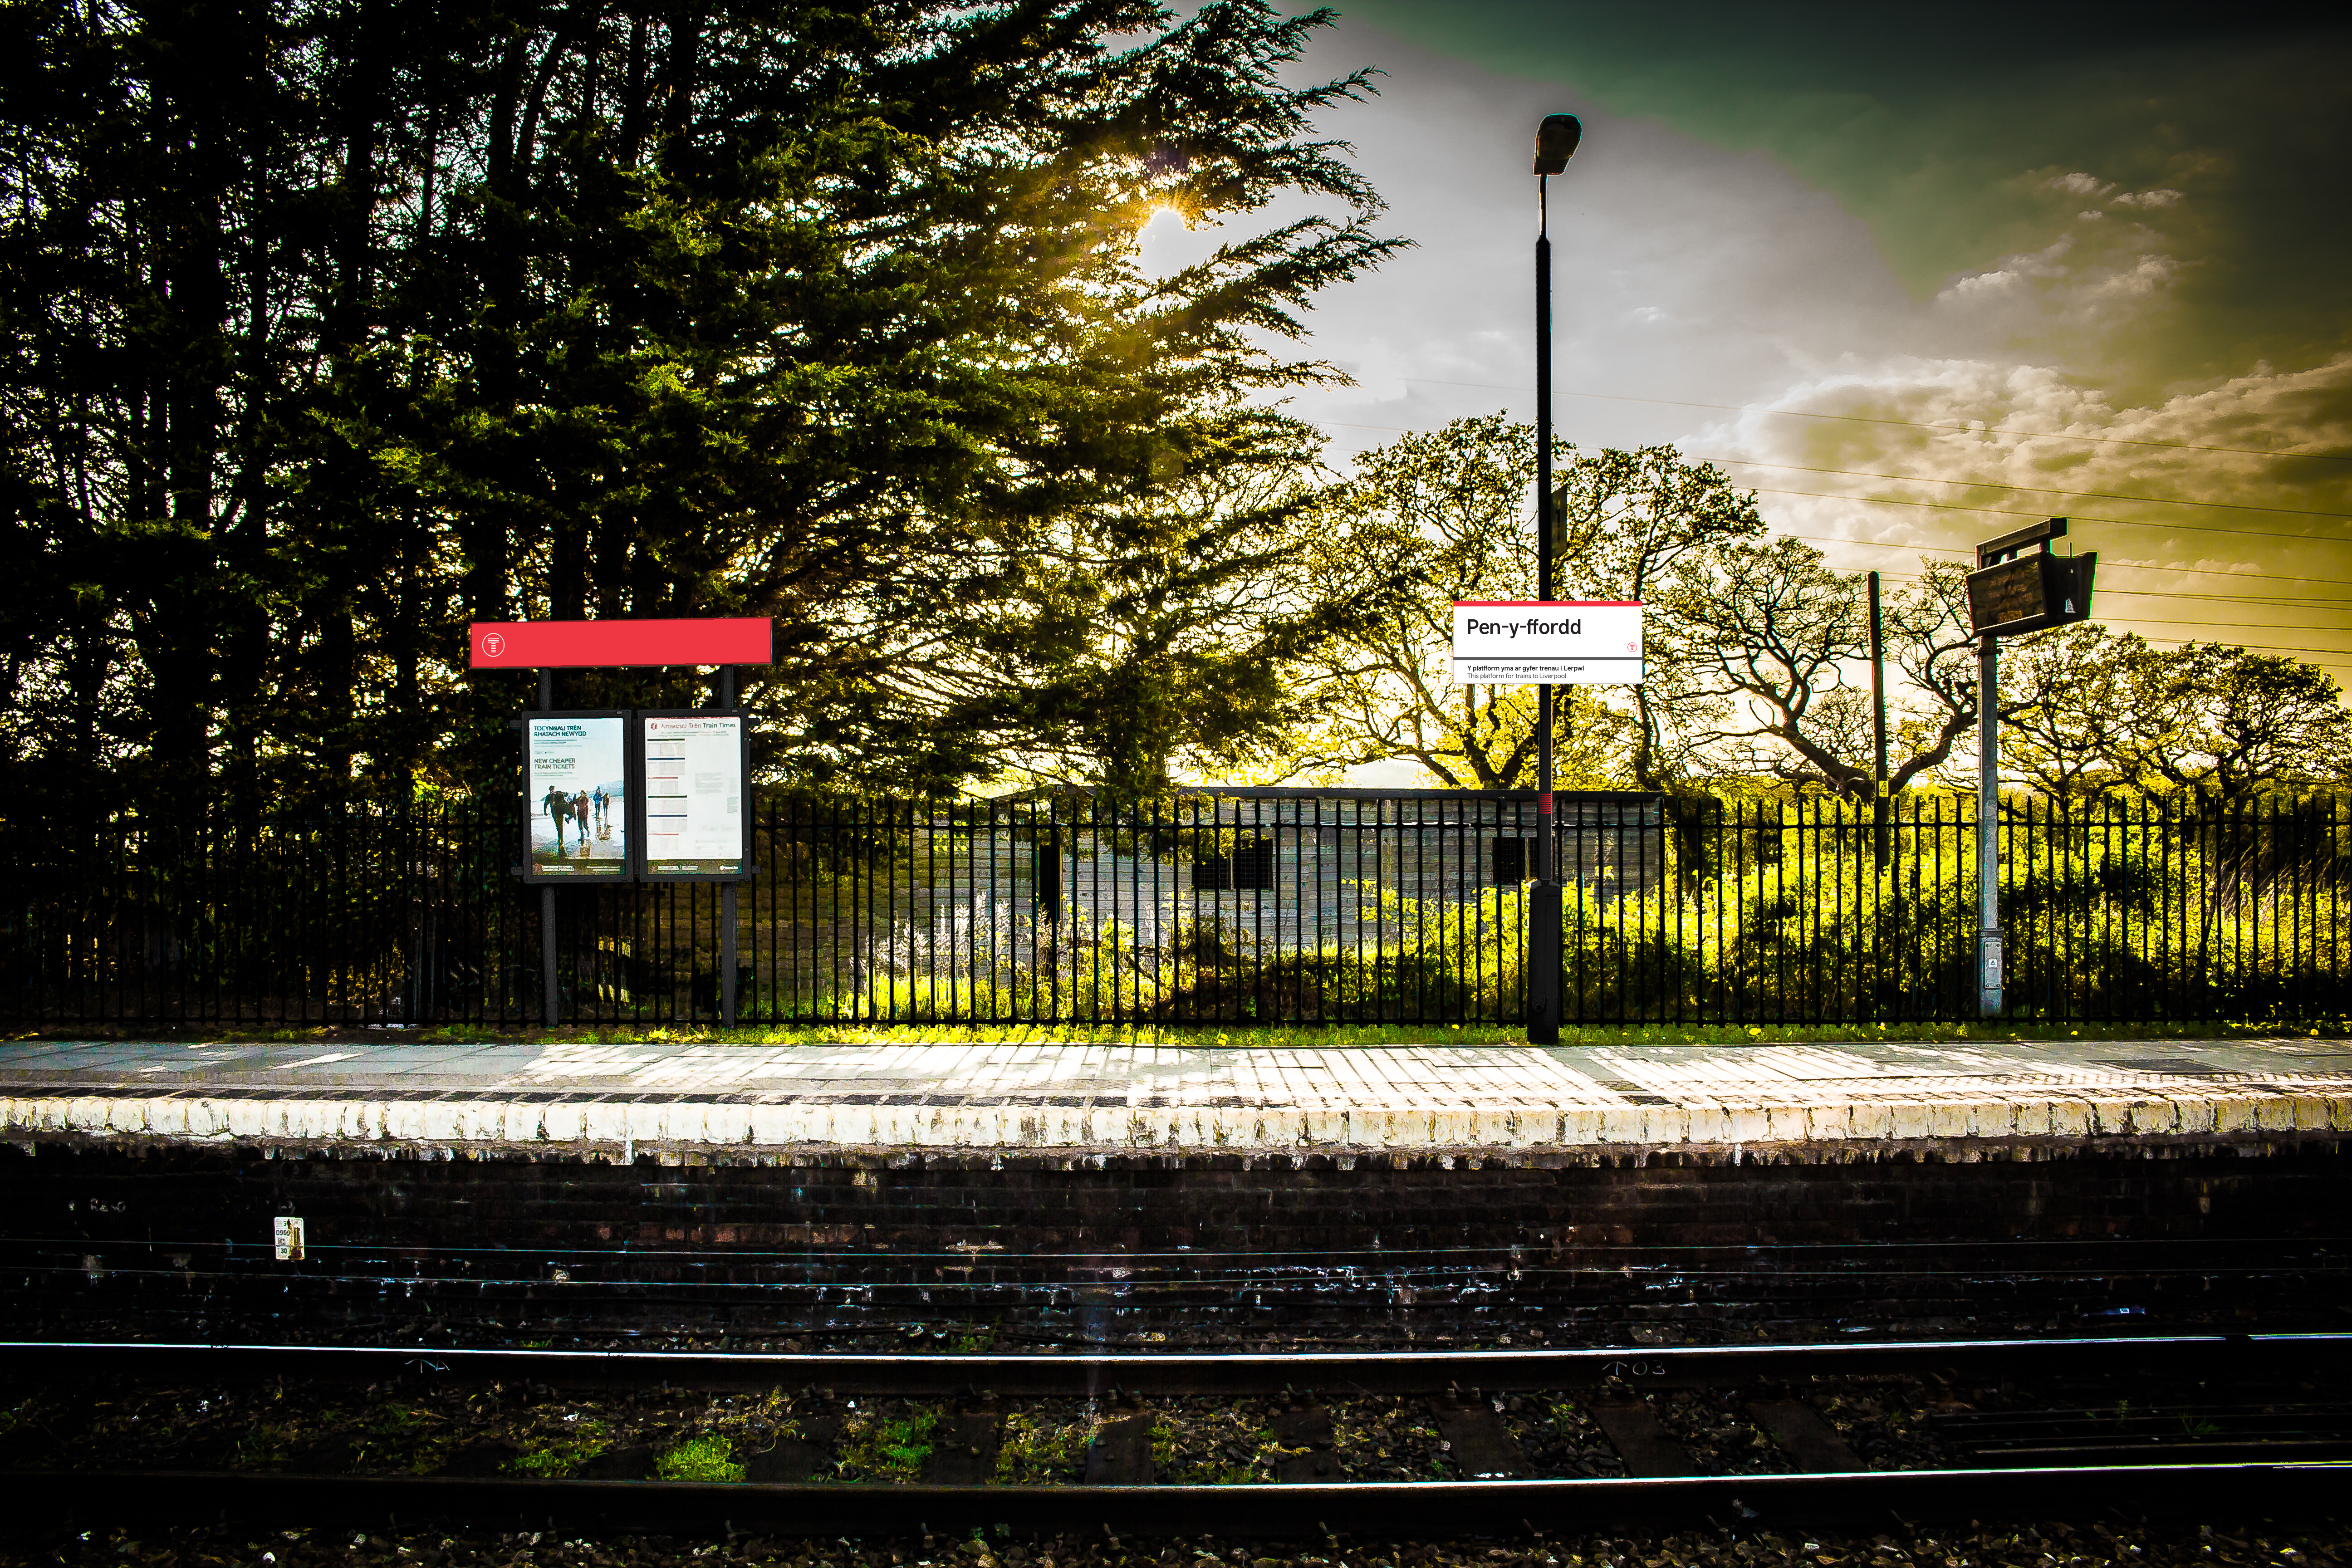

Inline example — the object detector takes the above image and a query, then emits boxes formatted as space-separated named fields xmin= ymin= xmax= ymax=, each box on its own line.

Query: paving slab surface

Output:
xmin=1 ymin=1036 xmax=2348 ymax=1156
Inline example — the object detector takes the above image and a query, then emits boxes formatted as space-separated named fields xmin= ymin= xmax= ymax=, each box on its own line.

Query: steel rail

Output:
xmin=7 ymin=1333 xmax=2351 ymax=1394
xmin=5 ymin=1464 xmax=2344 ymax=1539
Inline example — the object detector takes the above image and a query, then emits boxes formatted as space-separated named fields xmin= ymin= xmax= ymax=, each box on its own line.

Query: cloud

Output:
xmin=1695 ymin=354 xmax=2352 ymax=675
xmin=2048 ymin=172 xmax=2184 ymax=213
xmin=1932 ymin=212 xmax=2188 ymax=358
xmin=1937 ymin=235 xmax=2076 ymax=303
xmin=2050 ymin=171 xmax=2112 ymax=198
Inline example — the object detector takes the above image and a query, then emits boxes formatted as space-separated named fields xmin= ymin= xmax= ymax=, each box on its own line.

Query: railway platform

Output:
xmin=4 ymin=1033 xmax=2349 ymax=1158
xmin=3 ymin=1034 xmax=2347 ymax=1349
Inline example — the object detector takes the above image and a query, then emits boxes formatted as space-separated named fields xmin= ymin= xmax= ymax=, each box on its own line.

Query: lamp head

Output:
xmin=1534 ymin=114 xmax=1582 ymax=176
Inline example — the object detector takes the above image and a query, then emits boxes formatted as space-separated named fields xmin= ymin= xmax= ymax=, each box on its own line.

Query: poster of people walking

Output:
xmin=524 ymin=714 xmax=630 ymax=879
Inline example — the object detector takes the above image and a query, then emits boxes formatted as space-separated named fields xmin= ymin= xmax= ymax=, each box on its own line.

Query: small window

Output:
xmin=1034 ymin=835 xmax=1063 ymax=921
xmin=1492 ymin=835 xmax=1531 ymax=885
xmin=1193 ymin=835 xmax=1275 ymax=891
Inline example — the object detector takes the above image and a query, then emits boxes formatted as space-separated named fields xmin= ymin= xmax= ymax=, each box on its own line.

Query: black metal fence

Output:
xmin=6 ymin=790 xmax=2348 ymax=1029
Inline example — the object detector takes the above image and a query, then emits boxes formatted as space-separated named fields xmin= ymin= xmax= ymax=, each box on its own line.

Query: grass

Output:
xmin=838 ymin=1407 xmax=937 ymax=1481
xmin=27 ymin=1017 xmax=2352 ymax=1048
xmin=653 ymin=1433 xmax=743 ymax=1483
xmin=993 ymin=1411 xmax=1092 ymax=1485
xmin=512 ymin=1418 xmax=611 ymax=1478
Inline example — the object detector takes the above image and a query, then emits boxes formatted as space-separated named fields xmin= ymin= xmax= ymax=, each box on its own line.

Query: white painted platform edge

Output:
xmin=4 ymin=1090 xmax=2348 ymax=1152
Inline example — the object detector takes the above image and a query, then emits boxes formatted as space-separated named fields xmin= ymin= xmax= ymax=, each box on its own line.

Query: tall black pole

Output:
xmin=1868 ymin=570 xmax=1889 ymax=870
xmin=1527 ymin=172 xmax=1563 ymax=1045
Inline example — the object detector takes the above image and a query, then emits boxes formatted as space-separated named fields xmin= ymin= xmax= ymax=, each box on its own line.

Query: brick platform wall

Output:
xmin=4 ymin=1135 xmax=2345 ymax=1347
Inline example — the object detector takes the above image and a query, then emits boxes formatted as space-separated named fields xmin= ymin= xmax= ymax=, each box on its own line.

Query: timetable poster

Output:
xmin=639 ymin=713 xmax=748 ymax=879
xmin=525 ymin=714 xmax=630 ymax=879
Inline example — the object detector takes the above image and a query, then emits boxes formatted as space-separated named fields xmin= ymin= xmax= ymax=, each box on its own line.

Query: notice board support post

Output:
xmin=719 ymin=663 xmax=738 ymax=1031
xmin=538 ymin=670 xmax=560 ymax=1029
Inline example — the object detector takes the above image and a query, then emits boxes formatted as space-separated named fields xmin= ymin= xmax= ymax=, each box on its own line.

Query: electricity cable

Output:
xmin=1321 ymin=421 xmax=2352 ymax=536
xmin=1392 ymin=377 xmax=2352 ymax=465
xmin=1715 ymin=457 xmax=2352 ymax=521
xmin=1746 ymin=485 xmax=2346 ymax=543
xmin=1778 ymin=532 xmax=2352 ymax=587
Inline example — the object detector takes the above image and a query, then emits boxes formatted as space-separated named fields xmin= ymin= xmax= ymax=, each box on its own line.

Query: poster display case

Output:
xmin=522 ymin=711 xmax=633 ymax=882
xmin=635 ymin=710 xmax=750 ymax=881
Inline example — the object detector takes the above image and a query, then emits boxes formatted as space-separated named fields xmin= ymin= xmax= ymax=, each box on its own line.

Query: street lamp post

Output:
xmin=1527 ymin=113 xmax=1581 ymax=1046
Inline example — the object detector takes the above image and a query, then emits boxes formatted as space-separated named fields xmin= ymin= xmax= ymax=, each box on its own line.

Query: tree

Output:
xmin=894 ymin=407 xmax=1412 ymax=797
xmin=2117 ymin=644 xmax=2352 ymax=799
xmin=1281 ymin=419 xmax=1755 ymax=789
xmin=1994 ymin=622 xmax=2144 ymax=801
xmin=1661 ymin=541 xmax=1981 ymax=798
xmin=1551 ymin=444 xmax=1766 ymax=790
xmin=1957 ymin=627 xmax=2352 ymax=802
xmin=0 ymin=0 xmax=1406 ymax=809
xmin=1273 ymin=416 xmax=1623 ymax=788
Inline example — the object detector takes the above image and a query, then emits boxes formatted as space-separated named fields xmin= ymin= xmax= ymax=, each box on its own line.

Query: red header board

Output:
xmin=468 ymin=618 xmax=774 ymax=669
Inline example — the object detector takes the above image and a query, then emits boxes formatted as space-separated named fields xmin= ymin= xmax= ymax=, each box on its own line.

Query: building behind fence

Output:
xmin=6 ymin=787 xmax=2347 ymax=1028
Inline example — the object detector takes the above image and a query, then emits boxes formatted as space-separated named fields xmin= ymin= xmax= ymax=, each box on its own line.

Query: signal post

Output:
xmin=1963 ymin=517 xmax=2097 ymax=1017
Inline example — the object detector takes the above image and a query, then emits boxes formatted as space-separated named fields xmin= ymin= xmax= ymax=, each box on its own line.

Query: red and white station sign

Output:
xmin=1450 ymin=600 xmax=1643 ymax=685
xmin=469 ymin=618 xmax=773 ymax=669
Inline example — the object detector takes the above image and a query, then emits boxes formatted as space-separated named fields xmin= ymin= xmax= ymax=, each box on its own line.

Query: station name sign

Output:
xmin=1451 ymin=600 xmax=1644 ymax=685
xmin=471 ymin=617 xmax=774 ymax=668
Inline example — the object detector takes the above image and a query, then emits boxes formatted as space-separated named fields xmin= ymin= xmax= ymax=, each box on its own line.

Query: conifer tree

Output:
xmin=0 ymin=0 xmax=1403 ymax=807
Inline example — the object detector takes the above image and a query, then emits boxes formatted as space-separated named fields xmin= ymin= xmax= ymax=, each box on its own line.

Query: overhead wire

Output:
xmin=1714 ymin=457 xmax=2352 ymax=521
xmin=1319 ymin=421 xmax=2351 ymax=539
xmin=1779 ymin=532 xmax=2352 ymax=591
xmin=1745 ymin=485 xmax=2344 ymax=544
xmin=1391 ymin=377 xmax=2352 ymax=465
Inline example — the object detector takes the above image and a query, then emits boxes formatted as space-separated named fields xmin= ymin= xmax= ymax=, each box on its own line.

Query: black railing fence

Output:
xmin=6 ymin=790 xmax=2348 ymax=1029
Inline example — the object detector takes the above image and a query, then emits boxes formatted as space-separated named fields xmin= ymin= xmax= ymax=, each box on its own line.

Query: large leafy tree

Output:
xmin=1993 ymin=626 xmax=2352 ymax=801
xmin=1287 ymin=417 xmax=1753 ymax=790
xmin=1284 ymin=415 xmax=1619 ymax=789
xmin=902 ymin=407 xmax=1412 ymax=797
xmin=2109 ymin=643 xmax=2352 ymax=799
xmin=0 ymin=0 xmax=1401 ymax=811
xmin=1551 ymin=443 xmax=1765 ymax=790
xmin=1992 ymin=622 xmax=2143 ymax=801
xmin=1661 ymin=540 xmax=1982 ymax=799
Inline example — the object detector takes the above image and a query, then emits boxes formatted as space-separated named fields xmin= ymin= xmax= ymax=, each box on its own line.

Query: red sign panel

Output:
xmin=468 ymin=618 xmax=774 ymax=669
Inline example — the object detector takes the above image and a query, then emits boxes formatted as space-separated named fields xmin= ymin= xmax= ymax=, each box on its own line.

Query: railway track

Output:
xmin=4 ymin=1336 xmax=2347 ymax=1538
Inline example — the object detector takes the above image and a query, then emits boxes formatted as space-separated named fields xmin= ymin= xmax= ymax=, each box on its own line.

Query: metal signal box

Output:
xmin=1965 ymin=516 xmax=2095 ymax=637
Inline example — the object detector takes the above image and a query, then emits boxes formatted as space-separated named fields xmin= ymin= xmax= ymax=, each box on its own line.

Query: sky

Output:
xmin=1139 ymin=2 xmax=2352 ymax=763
